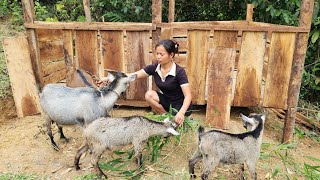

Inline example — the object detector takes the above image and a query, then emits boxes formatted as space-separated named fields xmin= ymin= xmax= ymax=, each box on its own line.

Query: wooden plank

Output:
xmin=160 ymin=28 xmax=172 ymax=39
xmin=38 ymin=40 xmax=64 ymax=62
xmin=262 ymin=32 xmax=296 ymax=109
xmin=206 ymin=48 xmax=236 ymax=129
xmin=174 ymin=53 xmax=186 ymax=67
xmin=63 ymin=30 xmax=75 ymax=85
xmin=159 ymin=21 xmax=310 ymax=32
xmin=126 ymin=31 xmax=150 ymax=100
xmin=233 ymin=32 xmax=266 ymax=107
xmin=116 ymin=99 xmax=150 ymax=107
xmin=3 ymin=37 xmax=41 ymax=117
xmin=42 ymin=69 xmax=67 ymax=86
xmin=42 ymin=60 xmax=65 ymax=77
xmin=283 ymin=0 xmax=314 ymax=143
xmin=75 ymin=30 xmax=99 ymax=75
xmin=152 ymin=0 xmax=162 ymax=23
xmin=36 ymin=29 xmax=63 ymax=42
xmin=25 ymin=21 xmax=154 ymax=31
xmin=212 ymin=31 xmax=238 ymax=48
xmin=100 ymin=30 xmax=124 ymax=72
xmin=186 ymin=30 xmax=210 ymax=105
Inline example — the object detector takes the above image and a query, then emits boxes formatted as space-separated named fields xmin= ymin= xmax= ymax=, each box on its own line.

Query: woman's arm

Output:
xmin=175 ymin=85 xmax=192 ymax=124
xmin=128 ymin=69 xmax=149 ymax=79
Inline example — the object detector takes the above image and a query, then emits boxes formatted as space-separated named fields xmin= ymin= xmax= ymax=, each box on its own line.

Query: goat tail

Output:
xmin=198 ymin=126 xmax=205 ymax=142
xmin=76 ymin=69 xmax=94 ymax=88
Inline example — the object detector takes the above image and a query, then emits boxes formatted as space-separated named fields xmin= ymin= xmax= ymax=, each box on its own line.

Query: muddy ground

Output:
xmin=0 ymin=95 xmax=319 ymax=180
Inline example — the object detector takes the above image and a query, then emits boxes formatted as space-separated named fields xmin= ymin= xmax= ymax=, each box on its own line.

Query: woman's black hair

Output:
xmin=155 ymin=39 xmax=179 ymax=57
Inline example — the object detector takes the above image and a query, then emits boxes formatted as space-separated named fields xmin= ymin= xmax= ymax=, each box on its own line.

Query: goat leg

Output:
xmin=58 ymin=125 xmax=69 ymax=143
xmin=92 ymin=148 xmax=107 ymax=178
xmin=45 ymin=115 xmax=59 ymax=150
xmin=240 ymin=163 xmax=245 ymax=180
xmin=74 ymin=143 xmax=89 ymax=170
xmin=188 ymin=149 xmax=202 ymax=178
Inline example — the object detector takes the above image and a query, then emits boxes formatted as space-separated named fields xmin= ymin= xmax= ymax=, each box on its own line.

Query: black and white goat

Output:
xmin=189 ymin=113 xmax=266 ymax=180
xmin=40 ymin=72 xmax=137 ymax=150
xmin=74 ymin=116 xmax=179 ymax=178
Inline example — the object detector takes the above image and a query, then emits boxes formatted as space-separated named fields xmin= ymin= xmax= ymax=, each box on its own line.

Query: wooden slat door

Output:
xmin=263 ymin=32 xmax=296 ymax=109
xmin=233 ymin=32 xmax=266 ymax=106
xmin=3 ymin=37 xmax=41 ymax=117
xmin=186 ymin=30 xmax=210 ymax=105
xmin=126 ymin=31 xmax=151 ymax=100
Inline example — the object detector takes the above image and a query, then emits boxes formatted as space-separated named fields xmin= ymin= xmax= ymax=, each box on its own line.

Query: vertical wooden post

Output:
xmin=83 ymin=0 xmax=92 ymax=22
xmin=152 ymin=0 xmax=162 ymax=24
xmin=246 ymin=4 xmax=253 ymax=22
xmin=168 ymin=0 xmax=175 ymax=23
xmin=21 ymin=0 xmax=43 ymax=87
xmin=282 ymin=0 xmax=314 ymax=143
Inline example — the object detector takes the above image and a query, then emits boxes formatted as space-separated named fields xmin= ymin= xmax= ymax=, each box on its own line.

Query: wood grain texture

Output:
xmin=75 ymin=30 xmax=99 ymax=75
xmin=3 ymin=37 xmax=41 ymax=117
xmin=186 ymin=30 xmax=210 ymax=105
xmin=233 ymin=32 xmax=266 ymax=107
xmin=263 ymin=32 xmax=296 ymax=109
xmin=126 ymin=31 xmax=150 ymax=100
xmin=100 ymin=30 xmax=124 ymax=72
xmin=206 ymin=48 xmax=236 ymax=129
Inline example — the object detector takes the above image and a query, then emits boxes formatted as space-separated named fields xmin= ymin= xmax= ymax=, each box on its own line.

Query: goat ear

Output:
xmin=106 ymin=72 xmax=116 ymax=82
xmin=163 ymin=117 xmax=170 ymax=123
xmin=240 ymin=113 xmax=255 ymax=125
xmin=166 ymin=127 xmax=180 ymax=136
xmin=261 ymin=113 xmax=267 ymax=121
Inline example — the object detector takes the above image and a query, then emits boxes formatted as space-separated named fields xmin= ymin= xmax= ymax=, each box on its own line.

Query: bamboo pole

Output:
xmin=21 ymin=0 xmax=43 ymax=87
xmin=83 ymin=0 xmax=92 ymax=22
xmin=282 ymin=0 xmax=314 ymax=143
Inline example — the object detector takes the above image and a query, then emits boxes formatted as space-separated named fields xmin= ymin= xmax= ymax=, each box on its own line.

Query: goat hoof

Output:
xmin=75 ymin=165 xmax=80 ymax=170
xmin=52 ymin=144 xmax=60 ymax=151
xmin=190 ymin=174 xmax=197 ymax=179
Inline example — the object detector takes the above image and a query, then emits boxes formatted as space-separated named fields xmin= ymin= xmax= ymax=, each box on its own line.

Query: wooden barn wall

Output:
xmin=36 ymin=29 xmax=66 ymax=86
xmin=35 ymin=28 xmax=297 ymax=111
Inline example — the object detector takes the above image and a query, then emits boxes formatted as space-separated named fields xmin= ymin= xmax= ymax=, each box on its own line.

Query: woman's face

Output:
xmin=156 ymin=45 xmax=173 ymax=65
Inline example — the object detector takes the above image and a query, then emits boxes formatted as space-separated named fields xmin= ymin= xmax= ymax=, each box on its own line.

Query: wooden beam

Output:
xmin=22 ymin=0 xmax=43 ymax=87
xmin=158 ymin=21 xmax=310 ymax=32
xmin=168 ymin=0 xmax=175 ymax=23
xmin=25 ymin=21 xmax=154 ymax=31
xmin=152 ymin=0 xmax=162 ymax=24
xmin=282 ymin=0 xmax=314 ymax=143
xmin=83 ymin=0 xmax=92 ymax=22
xmin=246 ymin=4 xmax=254 ymax=22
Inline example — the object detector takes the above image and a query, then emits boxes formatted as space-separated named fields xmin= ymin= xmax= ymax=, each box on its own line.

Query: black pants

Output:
xmin=157 ymin=92 xmax=193 ymax=116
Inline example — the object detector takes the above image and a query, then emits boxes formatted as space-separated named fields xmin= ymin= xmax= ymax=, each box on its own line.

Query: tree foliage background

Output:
xmin=0 ymin=0 xmax=319 ymax=103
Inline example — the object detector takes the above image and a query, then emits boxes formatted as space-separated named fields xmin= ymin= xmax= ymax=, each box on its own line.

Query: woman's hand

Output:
xmin=97 ymin=77 xmax=110 ymax=88
xmin=175 ymin=111 xmax=185 ymax=125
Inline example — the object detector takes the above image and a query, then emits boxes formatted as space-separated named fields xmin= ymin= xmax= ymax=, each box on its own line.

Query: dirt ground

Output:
xmin=0 ymin=95 xmax=320 ymax=180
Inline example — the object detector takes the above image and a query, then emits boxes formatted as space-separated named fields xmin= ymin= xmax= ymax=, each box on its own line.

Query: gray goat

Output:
xmin=40 ymin=72 xmax=137 ymax=150
xmin=74 ymin=116 xmax=180 ymax=178
xmin=189 ymin=113 xmax=266 ymax=180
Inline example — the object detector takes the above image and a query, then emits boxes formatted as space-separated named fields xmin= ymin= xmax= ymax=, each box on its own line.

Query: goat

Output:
xmin=74 ymin=116 xmax=180 ymax=178
xmin=188 ymin=113 xmax=266 ymax=180
xmin=40 ymin=72 xmax=137 ymax=150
